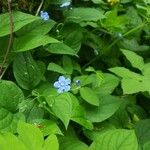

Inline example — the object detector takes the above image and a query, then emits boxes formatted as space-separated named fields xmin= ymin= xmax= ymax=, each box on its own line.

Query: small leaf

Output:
xmin=80 ymin=87 xmax=99 ymax=106
xmin=47 ymin=63 xmax=67 ymax=74
xmin=121 ymin=49 xmax=144 ymax=71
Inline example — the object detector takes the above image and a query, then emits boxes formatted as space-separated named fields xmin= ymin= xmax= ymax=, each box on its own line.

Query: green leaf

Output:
xmin=47 ymin=43 xmax=77 ymax=56
xmin=59 ymin=137 xmax=89 ymax=150
xmin=16 ymin=19 xmax=55 ymax=37
xmin=109 ymin=67 xmax=143 ymax=80
xmin=121 ymin=78 xmax=150 ymax=94
xmin=50 ymin=93 xmax=72 ymax=129
xmin=0 ymin=11 xmax=39 ymax=37
xmin=0 ymin=80 xmax=24 ymax=132
xmin=0 ymin=133 xmax=27 ymax=150
xmin=121 ymin=49 xmax=144 ymax=71
xmin=13 ymin=35 xmax=58 ymax=52
xmin=95 ymin=73 xmax=119 ymax=96
xmin=63 ymin=56 xmax=73 ymax=74
xmin=144 ymin=142 xmax=150 ymax=150
xmin=13 ymin=52 xmax=42 ymax=90
xmin=135 ymin=119 xmax=150 ymax=146
xmin=85 ymin=95 xmax=122 ymax=122
xmin=80 ymin=87 xmax=99 ymax=106
xmin=17 ymin=122 xmax=44 ymax=150
xmin=43 ymin=134 xmax=59 ymax=150
xmin=90 ymin=129 xmax=138 ymax=150
xmin=47 ymin=63 xmax=67 ymax=74
xmin=143 ymin=63 xmax=150 ymax=77
xmin=65 ymin=8 xmax=105 ymax=25
xmin=71 ymin=105 xmax=93 ymax=130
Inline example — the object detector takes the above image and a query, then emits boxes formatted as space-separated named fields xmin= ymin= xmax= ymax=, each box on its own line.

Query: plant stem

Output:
xmin=35 ymin=0 xmax=44 ymax=16
xmin=0 ymin=0 xmax=13 ymax=78
xmin=82 ymin=22 xmax=148 ymax=69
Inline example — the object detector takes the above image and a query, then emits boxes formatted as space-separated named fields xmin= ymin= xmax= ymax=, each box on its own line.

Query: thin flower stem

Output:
xmin=35 ymin=0 xmax=44 ymax=16
xmin=0 ymin=0 xmax=13 ymax=78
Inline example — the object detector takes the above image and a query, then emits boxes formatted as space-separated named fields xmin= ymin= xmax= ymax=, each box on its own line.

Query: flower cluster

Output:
xmin=40 ymin=11 xmax=49 ymax=21
xmin=54 ymin=76 xmax=71 ymax=93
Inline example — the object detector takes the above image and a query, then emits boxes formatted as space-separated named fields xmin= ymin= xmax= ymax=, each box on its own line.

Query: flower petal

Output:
xmin=57 ymin=87 xmax=64 ymax=93
xmin=58 ymin=76 xmax=66 ymax=82
xmin=54 ymin=81 xmax=60 ymax=88
xmin=64 ymin=85 xmax=71 ymax=92
xmin=65 ymin=78 xmax=71 ymax=85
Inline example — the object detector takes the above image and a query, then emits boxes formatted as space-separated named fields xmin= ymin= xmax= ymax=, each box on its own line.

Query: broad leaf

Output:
xmin=0 ymin=133 xmax=27 ymax=150
xmin=0 ymin=11 xmax=39 ymax=37
xmin=43 ymin=134 xmax=59 ymax=150
xmin=85 ymin=95 xmax=122 ymax=122
xmin=65 ymin=8 xmax=105 ymax=25
xmin=13 ymin=52 xmax=42 ymax=90
xmin=0 ymin=80 xmax=24 ymax=132
xmin=13 ymin=35 xmax=58 ymax=52
xmin=47 ymin=63 xmax=67 ymax=74
xmin=80 ymin=87 xmax=99 ymax=106
xmin=17 ymin=122 xmax=44 ymax=150
xmin=50 ymin=93 xmax=72 ymax=129
xmin=90 ymin=129 xmax=138 ymax=150
xmin=47 ymin=43 xmax=77 ymax=56
xmin=121 ymin=49 xmax=144 ymax=71
xmin=59 ymin=137 xmax=89 ymax=150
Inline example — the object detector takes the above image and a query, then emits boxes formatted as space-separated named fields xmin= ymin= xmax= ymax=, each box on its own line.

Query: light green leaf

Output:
xmin=0 ymin=80 xmax=24 ymax=132
xmin=59 ymin=137 xmax=89 ymax=150
xmin=13 ymin=52 xmax=42 ymax=90
xmin=71 ymin=105 xmax=93 ymax=130
xmin=50 ymin=93 xmax=72 ymax=129
xmin=121 ymin=78 xmax=150 ymax=94
xmin=142 ymin=63 xmax=150 ymax=77
xmin=47 ymin=63 xmax=67 ymax=74
xmin=121 ymin=49 xmax=144 ymax=71
xmin=43 ymin=134 xmax=59 ymax=150
xmin=13 ymin=35 xmax=58 ymax=52
xmin=109 ymin=67 xmax=143 ymax=80
xmin=65 ymin=8 xmax=105 ymax=24
xmin=0 ymin=133 xmax=27 ymax=150
xmin=0 ymin=11 xmax=39 ymax=37
xmin=95 ymin=73 xmax=119 ymax=96
xmin=47 ymin=43 xmax=77 ymax=56
xmin=144 ymin=142 xmax=150 ymax=150
xmin=17 ymin=122 xmax=44 ymax=150
xmin=85 ymin=95 xmax=122 ymax=122
xmin=80 ymin=87 xmax=99 ymax=106
xmin=90 ymin=129 xmax=138 ymax=150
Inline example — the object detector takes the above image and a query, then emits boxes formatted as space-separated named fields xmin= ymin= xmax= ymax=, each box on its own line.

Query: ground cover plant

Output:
xmin=0 ymin=0 xmax=150 ymax=149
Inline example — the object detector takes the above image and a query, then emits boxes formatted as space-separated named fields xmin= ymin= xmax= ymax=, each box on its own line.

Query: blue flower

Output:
xmin=40 ymin=11 xmax=49 ymax=21
xmin=60 ymin=1 xmax=71 ymax=7
xmin=54 ymin=76 xmax=71 ymax=93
